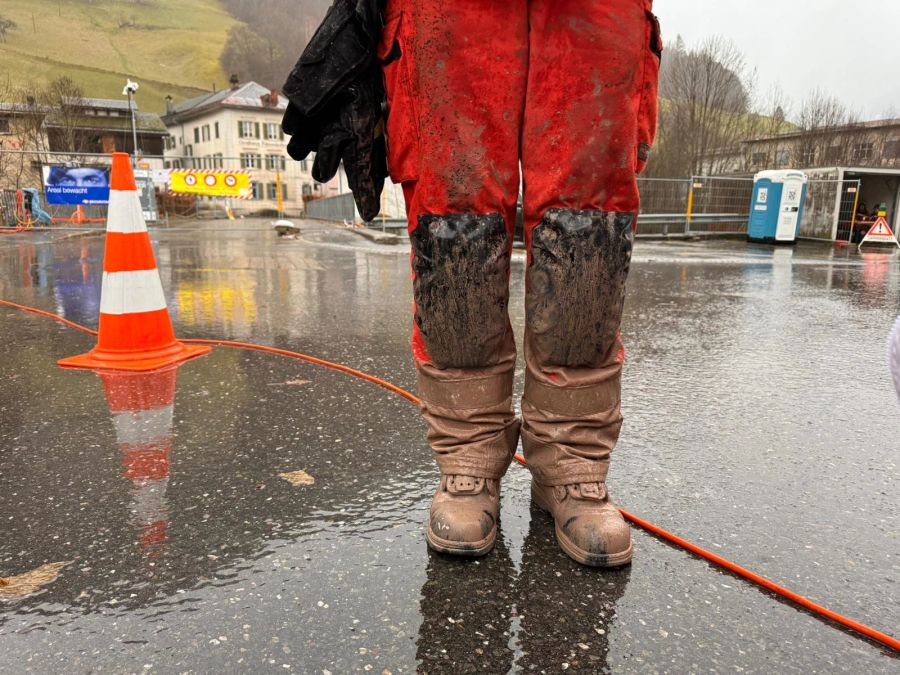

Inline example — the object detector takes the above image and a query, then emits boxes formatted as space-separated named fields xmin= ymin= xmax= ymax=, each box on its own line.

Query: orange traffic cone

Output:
xmin=58 ymin=153 xmax=209 ymax=371
xmin=98 ymin=364 xmax=180 ymax=555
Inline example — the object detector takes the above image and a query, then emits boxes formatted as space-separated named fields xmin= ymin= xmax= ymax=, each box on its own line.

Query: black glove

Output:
xmin=281 ymin=0 xmax=387 ymax=222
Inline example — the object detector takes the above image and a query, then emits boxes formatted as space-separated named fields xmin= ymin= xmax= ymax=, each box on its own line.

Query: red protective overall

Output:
xmin=380 ymin=0 xmax=661 ymax=490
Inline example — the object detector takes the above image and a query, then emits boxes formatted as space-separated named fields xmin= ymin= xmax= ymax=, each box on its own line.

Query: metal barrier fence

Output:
xmin=0 ymin=150 xmax=321 ymax=227
xmin=801 ymin=179 xmax=861 ymax=243
xmin=685 ymin=176 xmax=755 ymax=235
xmin=634 ymin=178 xmax=692 ymax=235
xmin=304 ymin=192 xmax=356 ymax=223
xmin=0 ymin=149 xmax=871 ymax=243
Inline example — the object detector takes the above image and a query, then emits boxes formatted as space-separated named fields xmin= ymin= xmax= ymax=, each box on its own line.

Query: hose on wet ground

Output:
xmin=1 ymin=296 xmax=898 ymax=653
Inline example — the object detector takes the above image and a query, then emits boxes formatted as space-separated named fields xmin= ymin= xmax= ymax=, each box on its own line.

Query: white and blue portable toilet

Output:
xmin=748 ymin=170 xmax=808 ymax=243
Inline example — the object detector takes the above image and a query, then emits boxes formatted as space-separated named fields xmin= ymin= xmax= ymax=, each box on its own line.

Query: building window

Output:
xmin=265 ymin=154 xmax=287 ymax=171
xmin=776 ymin=149 xmax=790 ymax=166
xmin=824 ymin=145 xmax=843 ymax=163
xmin=885 ymin=140 xmax=900 ymax=159
xmin=252 ymin=182 xmax=264 ymax=200
xmin=265 ymin=122 xmax=282 ymax=140
xmin=302 ymin=183 xmax=313 ymax=197
xmin=751 ymin=152 xmax=767 ymax=167
xmin=300 ymin=159 xmax=309 ymax=172
xmin=0 ymin=118 xmax=10 ymax=134
xmin=266 ymin=183 xmax=288 ymax=200
xmin=798 ymin=146 xmax=816 ymax=166
xmin=852 ymin=142 xmax=874 ymax=163
xmin=194 ymin=127 xmax=200 ymax=143
xmin=184 ymin=144 xmax=193 ymax=157
xmin=214 ymin=122 xmax=219 ymax=139
xmin=239 ymin=120 xmax=258 ymax=138
xmin=240 ymin=153 xmax=262 ymax=169
xmin=202 ymin=124 xmax=211 ymax=142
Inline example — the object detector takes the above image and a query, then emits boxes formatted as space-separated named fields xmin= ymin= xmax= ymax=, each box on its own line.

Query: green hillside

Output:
xmin=0 ymin=0 xmax=237 ymax=112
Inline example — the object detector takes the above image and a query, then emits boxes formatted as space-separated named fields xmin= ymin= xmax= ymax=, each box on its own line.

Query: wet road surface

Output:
xmin=1 ymin=221 xmax=898 ymax=673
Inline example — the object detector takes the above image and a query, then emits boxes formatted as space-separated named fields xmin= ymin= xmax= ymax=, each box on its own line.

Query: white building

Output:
xmin=161 ymin=79 xmax=318 ymax=215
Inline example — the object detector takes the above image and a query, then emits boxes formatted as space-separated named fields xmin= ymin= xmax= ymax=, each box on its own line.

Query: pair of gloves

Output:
xmin=281 ymin=0 xmax=387 ymax=222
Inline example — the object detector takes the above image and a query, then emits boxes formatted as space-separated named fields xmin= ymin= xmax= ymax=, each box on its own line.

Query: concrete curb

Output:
xmin=57 ymin=230 xmax=106 ymax=242
xmin=351 ymin=228 xmax=401 ymax=245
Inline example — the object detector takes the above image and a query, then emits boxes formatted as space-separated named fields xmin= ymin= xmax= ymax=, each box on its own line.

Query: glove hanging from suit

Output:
xmin=281 ymin=0 xmax=387 ymax=222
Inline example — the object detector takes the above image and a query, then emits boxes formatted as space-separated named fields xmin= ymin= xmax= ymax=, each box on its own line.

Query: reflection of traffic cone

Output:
xmin=98 ymin=364 xmax=180 ymax=555
xmin=58 ymin=153 xmax=210 ymax=371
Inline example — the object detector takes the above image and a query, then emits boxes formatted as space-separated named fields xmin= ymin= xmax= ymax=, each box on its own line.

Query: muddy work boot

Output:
xmin=426 ymin=475 xmax=502 ymax=557
xmin=531 ymin=481 xmax=632 ymax=568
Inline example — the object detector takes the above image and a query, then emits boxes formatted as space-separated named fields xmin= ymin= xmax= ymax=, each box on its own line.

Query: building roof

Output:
xmin=77 ymin=97 xmax=135 ymax=112
xmin=44 ymin=110 xmax=168 ymax=135
xmin=165 ymin=82 xmax=286 ymax=124
xmin=0 ymin=101 xmax=50 ymax=115
xmin=745 ymin=118 xmax=900 ymax=145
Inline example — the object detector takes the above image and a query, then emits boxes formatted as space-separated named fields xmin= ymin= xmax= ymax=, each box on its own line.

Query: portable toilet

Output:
xmin=748 ymin=170 xmax=808 ymax=243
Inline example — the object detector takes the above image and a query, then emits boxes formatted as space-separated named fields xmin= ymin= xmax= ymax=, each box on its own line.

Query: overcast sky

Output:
xmin=655 ymin=0 xmax=900 ymax=121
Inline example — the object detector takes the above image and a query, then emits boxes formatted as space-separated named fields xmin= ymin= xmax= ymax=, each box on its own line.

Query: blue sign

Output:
xmin=43 ymin=166 xmax=111 ymax=205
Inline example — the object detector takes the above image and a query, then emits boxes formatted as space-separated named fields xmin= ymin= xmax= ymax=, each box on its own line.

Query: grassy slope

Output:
xmin=1 ymin=0 xmax=237 ymax=112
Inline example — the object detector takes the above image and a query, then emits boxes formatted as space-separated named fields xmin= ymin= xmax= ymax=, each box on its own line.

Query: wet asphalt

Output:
xmin=0 ymin=220 xmax=898 ymax=673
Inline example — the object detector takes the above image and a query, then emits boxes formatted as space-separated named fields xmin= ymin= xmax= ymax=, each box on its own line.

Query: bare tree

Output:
xmin=793 ymin=89 xmax=866 ymax=167
xmin=737 ymin=84 xmax=793 ymax=171
xmin=650 ymin=36 xmax=756 ymax=177
xmin=220 ymin=25 xmax=285 ymax=89
xmin=0 ymin=80 xmax=49 ymax=192
xmin=218 ymin=0 xmax=331 ymax=86
xmin=38 ymin=77 xmax=91 ymax=155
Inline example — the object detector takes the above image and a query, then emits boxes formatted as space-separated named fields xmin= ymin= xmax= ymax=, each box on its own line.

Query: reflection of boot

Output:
xmin=416 ymin=534 xmax=516 ymax=673
xmin=516 ymin=506 xmax=631 ymax=672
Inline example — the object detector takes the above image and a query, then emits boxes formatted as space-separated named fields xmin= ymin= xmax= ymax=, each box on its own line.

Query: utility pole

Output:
xmin=122 ymin=80 xmax=140 ymax=167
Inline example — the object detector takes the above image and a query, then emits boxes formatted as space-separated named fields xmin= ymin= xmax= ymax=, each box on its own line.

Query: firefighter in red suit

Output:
xmin=283 ymin=0 xmax=662 ymax=567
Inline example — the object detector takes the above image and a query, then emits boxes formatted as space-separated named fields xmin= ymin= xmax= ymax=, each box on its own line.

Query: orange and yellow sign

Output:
xmin=169 ymin=170 xmax=252 ymax=198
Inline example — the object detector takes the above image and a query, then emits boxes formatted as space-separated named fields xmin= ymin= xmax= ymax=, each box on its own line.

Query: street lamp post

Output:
xmin=122 ymin=79 xmax=140 ymax=167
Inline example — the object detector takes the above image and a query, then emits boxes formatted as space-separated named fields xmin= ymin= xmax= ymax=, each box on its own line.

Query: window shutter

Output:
xmin=255 ymin=122 xmax=260 ymax=138
xmin=238 ymin=121 xmax=243 ymax=138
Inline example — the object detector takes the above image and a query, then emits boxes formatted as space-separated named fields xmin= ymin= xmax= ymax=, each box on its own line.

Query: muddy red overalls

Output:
xmin=379 ymin=0 xmax=661 ymax=566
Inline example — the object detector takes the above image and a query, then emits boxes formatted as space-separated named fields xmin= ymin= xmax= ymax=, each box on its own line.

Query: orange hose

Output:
xmin=1 ymin=297 xmax=897 ymax=652
xmin=0 ymin=299 xmax=99 ymax=335
xmin=181 ymin=338 xmax=422 ymax=407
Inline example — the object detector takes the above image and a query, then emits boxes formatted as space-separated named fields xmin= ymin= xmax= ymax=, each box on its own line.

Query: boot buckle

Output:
xmin=446 ymin=475 xmax=483 ymax=495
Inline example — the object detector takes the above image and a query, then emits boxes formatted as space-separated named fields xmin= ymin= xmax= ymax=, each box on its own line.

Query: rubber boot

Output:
xmin=426 ymin=420 xmax=521 ymax=557
xmin=531 ymin=480 xmax=632 ymax=568
xmin=522 ymin=331 xmax=634 ymax=568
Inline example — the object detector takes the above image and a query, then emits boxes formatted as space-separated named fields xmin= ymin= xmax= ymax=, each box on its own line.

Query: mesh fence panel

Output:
xmin=686 ymin=176 xmax=754 ymax=234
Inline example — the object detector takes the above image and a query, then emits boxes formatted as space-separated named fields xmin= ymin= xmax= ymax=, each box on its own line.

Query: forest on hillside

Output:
xmin=218 ymin=0 xmax=332 ymax=89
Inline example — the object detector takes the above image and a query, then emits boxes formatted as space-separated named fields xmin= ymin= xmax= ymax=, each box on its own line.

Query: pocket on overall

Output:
xmin=635 ymin=12 xmax=662 ymax=175
xmin=378 ymin=9 xmax=421 ymax=183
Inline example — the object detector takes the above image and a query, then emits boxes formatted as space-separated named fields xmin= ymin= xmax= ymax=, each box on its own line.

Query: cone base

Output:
xmin=58 ymin=341 xmax=211 ymax=372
